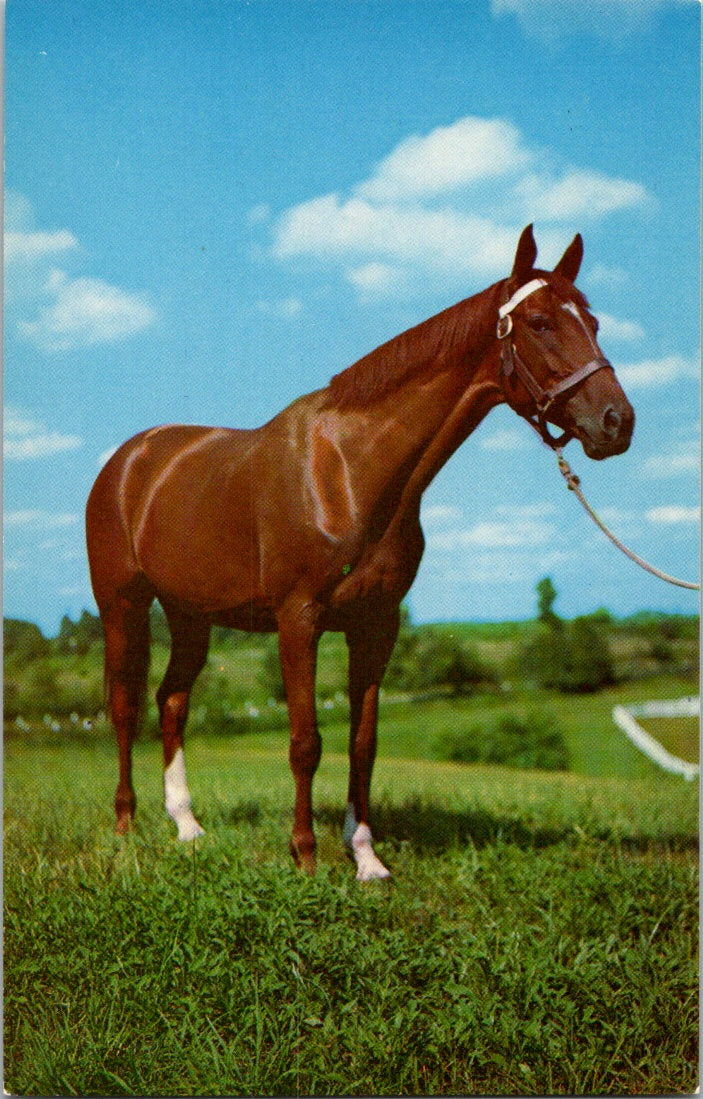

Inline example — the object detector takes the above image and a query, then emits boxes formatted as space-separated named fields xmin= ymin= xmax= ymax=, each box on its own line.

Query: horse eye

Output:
xmin=528 ymin=315 xmax=551 ymax=333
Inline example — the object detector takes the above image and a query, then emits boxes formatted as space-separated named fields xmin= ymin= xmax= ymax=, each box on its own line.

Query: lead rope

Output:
xmin=554 ymin=447 xmax=700 ymax=591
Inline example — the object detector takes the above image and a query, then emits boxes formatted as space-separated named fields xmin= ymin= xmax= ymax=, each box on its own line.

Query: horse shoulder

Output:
xmin=307 ymin=415 xmax=358 ymax=543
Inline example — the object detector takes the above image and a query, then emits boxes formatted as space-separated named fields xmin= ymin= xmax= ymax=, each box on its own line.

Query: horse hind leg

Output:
xmin=101 ymin=590 xmax=153 ymax=834
xmin=156 ymin=609 xmax=211 ymax=841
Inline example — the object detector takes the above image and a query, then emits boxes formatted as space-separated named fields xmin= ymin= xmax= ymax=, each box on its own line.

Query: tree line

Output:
xmin=4 ymin=579 xmax=698 ymax=723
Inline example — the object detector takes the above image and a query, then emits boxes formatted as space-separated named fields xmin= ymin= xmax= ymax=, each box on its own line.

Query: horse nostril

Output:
xmin=602 ymin=407 xmax=621 ymax=437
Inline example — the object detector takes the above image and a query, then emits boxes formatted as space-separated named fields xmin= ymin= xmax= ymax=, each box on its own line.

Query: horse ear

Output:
xmin=553 ymin=233 xmax=584 ymax=282
xmin=511 ymin=224 xmax=538 ymax=282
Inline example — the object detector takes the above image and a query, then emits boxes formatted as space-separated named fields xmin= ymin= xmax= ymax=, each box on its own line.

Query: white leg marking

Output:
xmin=164 ymin=747 xmax=205 ymax=841
xmin=344 ymin=805 xmax=391 ymax=881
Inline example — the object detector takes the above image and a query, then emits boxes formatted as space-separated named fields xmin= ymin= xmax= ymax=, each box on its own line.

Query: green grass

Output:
xmin=638 ymin=716 xmax=700 ymax=764
xmin=215 ymin=674 xmax=696 ymax=781
xmin=4 ymin=723 xmax=699 ymax=1097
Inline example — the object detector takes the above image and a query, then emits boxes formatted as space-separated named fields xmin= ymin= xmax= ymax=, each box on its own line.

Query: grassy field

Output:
xmin=637 ymin=716 xmax=700 ymax=764
xmin=4 ymin=679 xmax=699 ymax=1096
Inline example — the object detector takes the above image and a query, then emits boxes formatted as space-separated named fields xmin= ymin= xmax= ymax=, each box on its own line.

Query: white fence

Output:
xmin=612 ymin=697 xmax=699 ymax=781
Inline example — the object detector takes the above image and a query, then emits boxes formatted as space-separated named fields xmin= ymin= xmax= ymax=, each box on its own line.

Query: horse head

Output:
xmin=496 ymin=224 xmax=634 ymax=460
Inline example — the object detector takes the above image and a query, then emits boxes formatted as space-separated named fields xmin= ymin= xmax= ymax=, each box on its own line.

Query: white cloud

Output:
xmin=4 ymin=406 xmax=82 ymax=460
xmin=347 ymin=262 xmax=403 ymax=295
xmin=494 ymin=503 xmax=556 ymax=519
xmin=98 ymin=445 xmax=119 ymax=468
xmin=491 ymin=0 xmax=694 ymax=44
xmin=5 ymin=432 xmax=82 ymax=460
xmin=4 ymin=509 xmax=79 ymax=528
xmin=596 ymin=507 xmax=640 ymax=525
xmin=19 ymin=268 xmax=156 ymax=352
xmin=356 ymin=116 xmax=531 ymax=203
xmin=5 ymin=229 xmax=79 ymax=264
xmin=58 ymin=584 xmax=87 ymax=597
xmin=644 ymin=438 xmax=700 ymax=478
xmin=5 ymin=191 xmax=79 ymax=266
xmin=5 ymin=190 xmax=35 ymax=230
xmin=427 ymin=504 xmax=556 ymax=550
xmin=270 ymin=114 xmax=650 ymax=299
xmin=275 ymin=194 xmax=542 ymax=279
xmin=597 ymin=313 xmax=645 ymax=344
xmin=615 ymin=354 xmax=699 ymax=388
xmin=422 ymin=546 xmax=574 ymax=586
xmin=645 ymin=504 xmax=700 ymax=524
xmin=255 ymin=296 xmax=303 ymax=319
xmin=587 ymin=263 xmax=628 ymax=289
xmin=420 ymin=504 xmax=463 ymax=526
xmin=479 ymin=427 xmax=529 ymax=451
xmin=247 ymin=203 xmax=271 ymax=226
xmin=6 ymin=194 xmax=157 ymax=352
xmin=518 ymin=169 xmax=650 ymax=222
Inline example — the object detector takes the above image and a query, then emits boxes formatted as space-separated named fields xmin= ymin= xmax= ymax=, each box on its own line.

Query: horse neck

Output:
xmin=328 ymin=282 xmax=505 ymax=523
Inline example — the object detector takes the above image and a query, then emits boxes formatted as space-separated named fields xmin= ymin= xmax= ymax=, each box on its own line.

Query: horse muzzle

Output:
xmin=569 ymin=394 xmax=635 ymax=460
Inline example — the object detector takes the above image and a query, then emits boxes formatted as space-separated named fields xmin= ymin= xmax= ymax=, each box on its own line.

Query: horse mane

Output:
xmin=324 ymin=286 xmax=499 ymax=410
xmin=323 ymin=273 xmax=592 ymax=410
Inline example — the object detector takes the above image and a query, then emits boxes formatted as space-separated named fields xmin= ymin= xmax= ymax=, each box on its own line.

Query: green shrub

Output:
xmin=23 ymin=662 xmax=63 ymax=716
xmin=649 ymin=637 xmax=675 ymax=664
xmin=620 ymin=610 xmax=699 ymax=641
xmin=439 ymin=709 xmax=570 ymax=771
xmin=257 ymin=637 xmax=286 ymax=702
xmin=4 ymin=618 xmax=51 ymax=664
xmin=386 ymin=627 xmax=496 ymax=696
xmin=3 ymin=679 xmax=21 ymax=721
xmin=516 ymin=617 xmax=615 ymax=693
xmin=55 ymin=611 xmax=104 ymax=656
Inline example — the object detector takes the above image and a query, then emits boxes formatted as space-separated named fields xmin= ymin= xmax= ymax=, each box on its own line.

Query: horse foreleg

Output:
xmin=278 ymin=600 xmax=322 ymax=874
xmin=156 ymin=611 xmax=210 ymax=841
xmin=344 ymin=609 xmax=399 ymax=880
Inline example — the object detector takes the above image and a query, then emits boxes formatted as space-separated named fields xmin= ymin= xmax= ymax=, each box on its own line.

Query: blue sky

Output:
xmin=4 ymin=0 xmax=700 ymax=634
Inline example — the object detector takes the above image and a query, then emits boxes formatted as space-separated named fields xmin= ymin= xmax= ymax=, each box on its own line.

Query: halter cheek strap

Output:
xmin=497 ymin=279 xmax=613 ymax=449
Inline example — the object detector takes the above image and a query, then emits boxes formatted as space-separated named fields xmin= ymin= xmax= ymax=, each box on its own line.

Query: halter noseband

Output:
xmin=497 ymin=278 xmax=613 ymax=449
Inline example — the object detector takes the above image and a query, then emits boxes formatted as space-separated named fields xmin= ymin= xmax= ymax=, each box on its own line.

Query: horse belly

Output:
xmin=134 ymin=485 xmax=265 ymax=613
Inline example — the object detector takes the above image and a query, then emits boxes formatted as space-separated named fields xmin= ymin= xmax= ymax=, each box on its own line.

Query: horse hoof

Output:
xmin=175 ymin=814 xmax=205 ymax=842
xmin=115 ymin=815 xmax=133 ymax=835
xmin=356 ymin=861 xmax=392 ymax=882
xmin=290 ymin=839 xmax=316 ymax=875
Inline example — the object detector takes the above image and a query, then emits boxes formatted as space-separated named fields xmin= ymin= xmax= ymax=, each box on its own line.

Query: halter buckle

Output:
xmin=496 ymin=315 xmax=513 ymax=340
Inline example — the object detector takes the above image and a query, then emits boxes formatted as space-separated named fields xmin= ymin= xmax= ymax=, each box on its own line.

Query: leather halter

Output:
xmin=497 ymin=278 xmax=613 ymax=448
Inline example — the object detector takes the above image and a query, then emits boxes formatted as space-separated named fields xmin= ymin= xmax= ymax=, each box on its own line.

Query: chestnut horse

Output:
xmin=86 ymin=225 xmax=634 ymax=878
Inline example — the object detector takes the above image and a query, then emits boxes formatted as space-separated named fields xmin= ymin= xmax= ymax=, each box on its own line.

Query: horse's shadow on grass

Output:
xmin=214 ymin=796 xmax=697 ymax=857
xmin=319 ymin=798 xmax=566 ymax=854
xmin=353 ymin=799 xmax=697 ymax=856
xmin=214 ymin=798 xmax=552 ymax=853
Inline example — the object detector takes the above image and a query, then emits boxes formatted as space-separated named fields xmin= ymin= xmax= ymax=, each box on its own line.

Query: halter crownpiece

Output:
xmin=497 ymin=278 xmax=548 ymax=321
xmin=497 ymin=278 xmax=613 ymax=448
